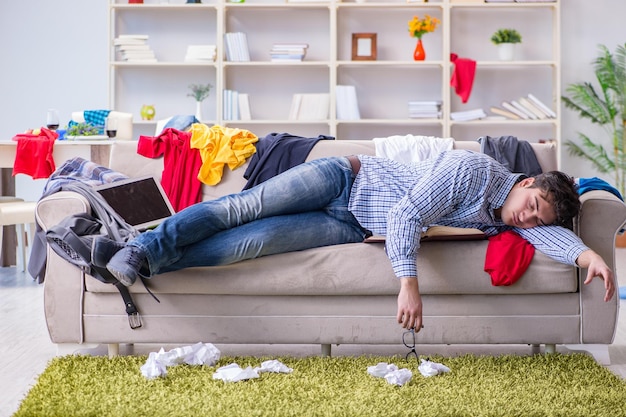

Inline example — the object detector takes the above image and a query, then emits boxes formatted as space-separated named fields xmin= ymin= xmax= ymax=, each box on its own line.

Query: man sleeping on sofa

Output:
xmin=94 ymin=149 xmax=616 ymax=332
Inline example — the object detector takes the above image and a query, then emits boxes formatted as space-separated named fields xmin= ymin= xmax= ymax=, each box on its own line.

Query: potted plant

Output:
xmin=188 ymin=83 xmax=213 ymax=122
xmin=562 ymin=43 xmax=626 ymax=245
xmin=490 ymin=28 xmax=522 ymax=61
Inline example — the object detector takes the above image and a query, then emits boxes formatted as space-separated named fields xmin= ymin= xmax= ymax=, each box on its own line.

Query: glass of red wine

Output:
xmin=105 ymin=116 xmax=117 ymax=138
xmin=46 ymin=109 xmax=59 ymax=130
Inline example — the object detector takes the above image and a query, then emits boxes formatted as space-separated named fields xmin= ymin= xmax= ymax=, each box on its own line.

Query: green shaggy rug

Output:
xmin=14 ymin=353 xmax=626 ymax=417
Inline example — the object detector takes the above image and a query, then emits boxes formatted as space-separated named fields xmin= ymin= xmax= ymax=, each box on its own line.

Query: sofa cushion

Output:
xmin=85 ymin=240 xmax=576 ymax=296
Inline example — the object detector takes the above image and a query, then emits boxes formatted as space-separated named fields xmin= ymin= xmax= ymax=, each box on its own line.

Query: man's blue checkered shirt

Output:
xmin=348 ymin=150 xmax=588 ymax=278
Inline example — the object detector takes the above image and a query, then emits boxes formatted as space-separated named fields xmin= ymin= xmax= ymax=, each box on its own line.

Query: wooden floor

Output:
xmin=1 ymin=248 xmax=625 ymax=416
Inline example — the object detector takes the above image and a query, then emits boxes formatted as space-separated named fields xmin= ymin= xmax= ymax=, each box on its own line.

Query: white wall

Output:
xmin=0 ymin=0 xmax=625 ymax=197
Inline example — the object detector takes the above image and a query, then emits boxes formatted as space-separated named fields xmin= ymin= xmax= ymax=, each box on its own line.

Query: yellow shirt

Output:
xmin=189 ymin=124 xmax=258 ymax=185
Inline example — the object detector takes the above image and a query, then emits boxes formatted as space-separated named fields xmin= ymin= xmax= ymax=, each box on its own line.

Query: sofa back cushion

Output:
xmin=108 ymin=139 xmax=558 ymax=203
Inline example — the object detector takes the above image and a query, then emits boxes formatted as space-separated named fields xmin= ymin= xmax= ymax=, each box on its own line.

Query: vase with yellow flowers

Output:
xmin=408 ymin=14 xmax=440 ymax=61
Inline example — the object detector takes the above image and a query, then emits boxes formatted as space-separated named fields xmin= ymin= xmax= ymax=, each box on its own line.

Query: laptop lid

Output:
xmin=95 ymin=176 xmax=175 ymax=231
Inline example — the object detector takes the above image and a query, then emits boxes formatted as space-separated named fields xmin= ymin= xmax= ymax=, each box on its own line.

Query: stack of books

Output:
xmin=184 ymin=45 xmax=217 ymax=62
xmin=224 ymin=32 xmax=250 ymax=62
xmin=223 ymin=90 xmax=252 ymax=121
xmin=270 ymin=43 xmax=309 ymax=62
xmin=408 ymin=100 xmax=442 ymax=119
xmin=490 ymin=94 xmax=557 ymax=120
xmin=336 ymin=85 xmax=360 ymax=120
xmin=450 ymin=108 xmax=487 ymax=122
xmin=114 ymin=34 xmax=157 ymax=62
xmin=289 ymin=93 xmax=330 ymax=120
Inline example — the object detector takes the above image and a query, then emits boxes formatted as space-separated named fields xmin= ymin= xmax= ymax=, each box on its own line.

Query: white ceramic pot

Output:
xmin=497 ymin=43 xmax=516 ymax=61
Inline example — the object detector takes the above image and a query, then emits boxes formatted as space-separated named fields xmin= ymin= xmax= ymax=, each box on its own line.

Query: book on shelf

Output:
xmin=224 ymin=32 xmax=250 ymax=62
xmin=450 ymin=108 xmax=486 ymax=122
xmin=515 ymin=0 xmax=556 ymax=3
xmin=270 ymin=43 xmax=308 ymax=62
xmin=518 ymin=97 xmax=548 ymax=119
xmin=289 ymin=93 xmax=330 ymax=120
xmin=489 ymin=106 xmax=520 ymax=120
xmin=510 ymin=100 xmax=538 ymax=120
xmin=501 ymin=101 xmax=529 ymax=120
xmin=364 ymin=226 xmax=486 ymax=243
xmin=527 ymin=93 xmax=557 ymax=118
xmin=223 ymin=89 xmax=240 ymax=121
xmin=185 ymin=45 xmax=217 ymax=62
xmin=113 ymin=35 xmax=149 ymax=46
xmin=238 ymin=93 xmax=251 ymax=121
xmin=408 ymin=100 xmax=442 ymax=119
xmin=117 ymin=44 xmax=152 ymax=51
xmin=336 ymin=85 xmax=360 ymax=120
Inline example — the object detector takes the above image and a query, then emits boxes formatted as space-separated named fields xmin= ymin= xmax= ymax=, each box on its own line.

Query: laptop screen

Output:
xmin=95 ymin=176 xmax=175 ymax=231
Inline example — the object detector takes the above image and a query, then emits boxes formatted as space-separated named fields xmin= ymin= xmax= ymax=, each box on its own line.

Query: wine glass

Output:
xmin=46 ymin=109 xmax=59 ymax=130
xmin=105 ymin=116 xmax=118 ymax=138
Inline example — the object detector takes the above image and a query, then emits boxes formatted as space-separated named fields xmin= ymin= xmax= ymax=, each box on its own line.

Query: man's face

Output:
xmin=499 ymin=178 xmax=557 ymax=229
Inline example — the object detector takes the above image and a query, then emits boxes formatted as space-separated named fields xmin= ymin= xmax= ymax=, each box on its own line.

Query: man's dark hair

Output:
xmin=530 ymin=171 xmax=580 ymax=230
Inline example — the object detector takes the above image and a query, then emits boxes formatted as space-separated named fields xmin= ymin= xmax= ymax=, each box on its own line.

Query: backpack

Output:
xmin=45 ymin=182 xmax=147 ymax=329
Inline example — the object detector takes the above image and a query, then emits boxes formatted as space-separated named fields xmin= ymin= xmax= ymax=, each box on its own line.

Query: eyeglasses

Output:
xmin=402 ymin=328 xmax=418 ymax=361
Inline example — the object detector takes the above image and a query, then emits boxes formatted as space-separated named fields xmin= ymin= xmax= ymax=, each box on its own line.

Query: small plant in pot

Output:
xmin=491 ymin=28 xmax=522 ymax=61
xmin=188 ymin=83 xmax=213 ymax=122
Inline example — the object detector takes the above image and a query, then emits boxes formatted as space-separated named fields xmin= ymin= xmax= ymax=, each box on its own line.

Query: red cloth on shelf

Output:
xmin=484 ymin=230 xmax=535 ymax=286
xmin=12 ymin=128 xmax=58 ymax=179
xmin=450 ymin=53 xmax=477 ymax=104
xmin=137 ymin=128 xmax=203 ymax=212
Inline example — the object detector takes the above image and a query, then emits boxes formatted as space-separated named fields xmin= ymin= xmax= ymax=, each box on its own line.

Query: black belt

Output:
xmin=346 ymin=155 xmax=361 ymax=175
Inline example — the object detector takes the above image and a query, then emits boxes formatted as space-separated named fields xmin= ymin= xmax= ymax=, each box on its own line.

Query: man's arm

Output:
xmin=397 ymin=277 xmax=423 ymax=331
xmin=576 ymin=249 xmax=615 ymax=302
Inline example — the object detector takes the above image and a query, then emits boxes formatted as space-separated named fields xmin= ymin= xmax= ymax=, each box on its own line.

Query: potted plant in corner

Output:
xmin=491 ymin=28 xmax=522 ymax=61
xmin=188 ymin=83 xmax=213 ymax=122
xmin=562 ymin=43 xmax=626 ymax=245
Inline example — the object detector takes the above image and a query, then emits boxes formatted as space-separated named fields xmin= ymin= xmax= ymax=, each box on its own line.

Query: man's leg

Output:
xmin=159 ymin=210 xmax=366 ymax=272
xmin=112 ymin=157 xmax=355 ymax=277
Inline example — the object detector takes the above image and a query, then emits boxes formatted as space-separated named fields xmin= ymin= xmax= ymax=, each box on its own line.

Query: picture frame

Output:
xmin=351 ymin=33 xmax=377 ymax=61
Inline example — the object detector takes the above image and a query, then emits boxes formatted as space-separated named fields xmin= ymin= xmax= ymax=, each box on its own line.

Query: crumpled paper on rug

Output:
xmin=140 ymin=342 xmax=221 ymax=379
xmin=213 ymin=359 xmax=293 ymax=383
xmin=367 ymin=362 xmax=412 ymax=386
xmin=418 ymin=358 xmax=451 ymax=377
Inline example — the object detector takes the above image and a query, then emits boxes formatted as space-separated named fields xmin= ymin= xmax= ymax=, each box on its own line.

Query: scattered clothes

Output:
xmin=12 ymin=127 xmax=58 ymax=179
xmin=138 ymin=128 xmax=203 ymax=211
xmin=243 ymin=132 xmax=333 ymax=190
xmin=190 ymin=124 xmax=258 ymax=186
xmin=576 ymin=177 xmax=623 ymax=201
xmin=418 ymin=359 xmax=451 ymax=377
xmin=478 ymin=135 xmax=542 ymax=177
xmin=373 ymin=135 xmax=454 ymax=164
xmin=450 ymin=53 xmax=477 ymax=104
xmin=620 ymin=286 xmax=626 ymax=300
xmin=163 ymin=115 xmax=199 ymax=132
xmin=484 ymin=230 xmax=535 ymax=286
xmin=68 ymin=109 xmax=111 ymax=135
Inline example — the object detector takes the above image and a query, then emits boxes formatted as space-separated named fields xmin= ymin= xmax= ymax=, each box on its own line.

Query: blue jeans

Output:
xmin=131 ymin=157 xmax=369 ymax=275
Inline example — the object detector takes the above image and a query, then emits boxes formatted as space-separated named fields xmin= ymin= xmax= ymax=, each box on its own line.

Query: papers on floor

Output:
xmin=185 ymin=45 xmax=217 ymax=62
xmin=141 ymin=342 xmax=221 ymax=379
xmin=367 ymin=359 xmax=451 ymax=386
xmin=408 ymin=100 xmax=442 ymax=119
xmin=270 ymin=43 xmax=308 ymax=62
xmin=114 ymin=34 xmax=157 ymax=63
xmin=450 ymin=108 xmax=486 ymax=121
xmin=213 ymin=360 xmax=293 ymax=383
xmin=418 ymin=358 xmax=451 ymax=377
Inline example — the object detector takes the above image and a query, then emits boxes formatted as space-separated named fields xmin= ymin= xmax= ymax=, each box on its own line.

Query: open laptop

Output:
xmin=95 ymin=176 xmax=175 ymax=231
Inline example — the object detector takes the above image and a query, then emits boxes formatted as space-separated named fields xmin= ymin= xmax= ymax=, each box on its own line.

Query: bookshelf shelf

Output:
xmin=108 ymin=0 xmax=560 ymax=146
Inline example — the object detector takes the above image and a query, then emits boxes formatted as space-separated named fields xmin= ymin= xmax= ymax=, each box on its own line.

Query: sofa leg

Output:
xmin=108 ymin=343 xmax=120 ymax=358
xmin=544 ymin=343 xmax=556 ymax=354
xmin=531 ymin=344 xmax=540 ymax=355
xmin=321 ymin=344 xmax=331 ymax=357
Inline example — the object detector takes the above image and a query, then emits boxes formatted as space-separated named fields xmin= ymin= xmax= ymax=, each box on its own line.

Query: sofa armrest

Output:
xmin=577 ymin=190 xmax=626 ymax=343
xmin=36 ymin=191 xmax=91 ymax=231
xmin=37 ymin=191 xmax=92 ymax=344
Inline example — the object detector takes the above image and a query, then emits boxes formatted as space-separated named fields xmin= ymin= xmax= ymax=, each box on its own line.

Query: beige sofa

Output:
xmin=36 ymin=140 xmax=626 ymax=357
